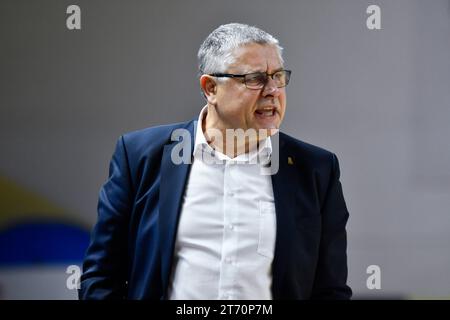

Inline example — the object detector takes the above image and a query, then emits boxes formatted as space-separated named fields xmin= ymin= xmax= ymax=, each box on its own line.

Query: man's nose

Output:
xmin=262 ymin=77 xmax=281 ymax=97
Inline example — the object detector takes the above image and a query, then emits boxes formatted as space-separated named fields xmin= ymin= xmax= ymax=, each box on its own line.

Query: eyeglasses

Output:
xmin=209 ymin=69 xmax=292 ymax=90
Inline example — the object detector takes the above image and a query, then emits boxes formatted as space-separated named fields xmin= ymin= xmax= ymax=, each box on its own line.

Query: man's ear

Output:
xmin=200 ymin=75 xmax=218 ymax=104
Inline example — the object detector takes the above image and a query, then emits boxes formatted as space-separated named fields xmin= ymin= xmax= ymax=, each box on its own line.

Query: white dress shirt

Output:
xmin=167 ymin=106 xmax=277 ymax=300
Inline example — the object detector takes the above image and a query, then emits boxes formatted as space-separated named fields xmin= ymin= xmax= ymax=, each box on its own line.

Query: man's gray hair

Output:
xmin=198 ymin=23 xmax=284 ymax=76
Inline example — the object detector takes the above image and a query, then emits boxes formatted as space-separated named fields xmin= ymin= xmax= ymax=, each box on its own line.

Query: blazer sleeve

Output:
xmin=311 ymin=153 xmax=352 ymax=299
xmin=79 ymin=136 xmax=133 ymax=299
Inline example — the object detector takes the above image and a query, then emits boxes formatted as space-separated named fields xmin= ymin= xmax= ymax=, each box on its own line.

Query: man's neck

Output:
xmin=202 ymin=105 xmax=264 ymax=159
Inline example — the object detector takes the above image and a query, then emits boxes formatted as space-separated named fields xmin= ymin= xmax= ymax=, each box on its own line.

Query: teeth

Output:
xmin=257 ymin=109 xmax=275 ymax=117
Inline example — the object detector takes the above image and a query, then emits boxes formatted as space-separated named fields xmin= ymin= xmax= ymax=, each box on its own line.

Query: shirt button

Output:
xmin=227 ymin=192 xmax=234 ymax=197
xmin=228 ymin=224 xmax=234 ymax=230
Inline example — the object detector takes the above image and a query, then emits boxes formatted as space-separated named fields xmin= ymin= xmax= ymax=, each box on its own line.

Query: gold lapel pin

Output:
xmin=288 ymin=156 xmax=294 ymax=165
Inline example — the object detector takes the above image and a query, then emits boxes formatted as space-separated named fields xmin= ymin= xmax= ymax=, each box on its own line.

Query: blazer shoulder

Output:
xmin=279 ymin=132 xmax=342 ymax=205
xmin=120 ymin=119 xmax=195 ymax=156
xmin=279 ymin=131 xmax=336 ymax=163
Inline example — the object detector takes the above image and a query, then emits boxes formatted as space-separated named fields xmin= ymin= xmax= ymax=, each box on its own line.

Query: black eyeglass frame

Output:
xmin=208 ymin=69 xmax=292 ymax=89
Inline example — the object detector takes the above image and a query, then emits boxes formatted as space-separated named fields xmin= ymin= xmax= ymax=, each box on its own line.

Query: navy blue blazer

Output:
xmin=79 ymin=119 xmax=352 ymax=300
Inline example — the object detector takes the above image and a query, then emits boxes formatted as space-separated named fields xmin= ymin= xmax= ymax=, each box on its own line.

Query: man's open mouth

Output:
xmin=255 ymin=108 xmax=276 ymax=117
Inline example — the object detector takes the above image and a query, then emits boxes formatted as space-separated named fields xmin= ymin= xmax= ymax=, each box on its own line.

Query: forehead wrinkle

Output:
xmin=228 ymin=45 xmax=283 ymax=74
xmin=236 ymin=60 xmax=281 ymax=74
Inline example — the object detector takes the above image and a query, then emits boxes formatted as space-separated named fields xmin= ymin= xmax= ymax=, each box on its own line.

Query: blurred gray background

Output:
xmin=0 ymin=0 xmax=449 ymax=299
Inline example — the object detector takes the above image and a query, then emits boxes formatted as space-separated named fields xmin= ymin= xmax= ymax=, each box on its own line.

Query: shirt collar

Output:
xmin=193 ymin=105 xmax=272 ymax=165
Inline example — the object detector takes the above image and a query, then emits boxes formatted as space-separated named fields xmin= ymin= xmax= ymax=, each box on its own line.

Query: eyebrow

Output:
xmin=246 ymin=67 xmax=284 ymax=74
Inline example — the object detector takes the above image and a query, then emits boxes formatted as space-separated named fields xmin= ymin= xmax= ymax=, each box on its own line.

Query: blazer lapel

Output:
xmin=271 ymin=134 xmax=300 ymax=299
xmin=159 ymin=120 xmax=196 ymax=297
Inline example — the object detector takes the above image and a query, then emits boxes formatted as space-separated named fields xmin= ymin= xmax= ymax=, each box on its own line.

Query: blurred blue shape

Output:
xmin=0 ymin=221 xmax=90 ymax=266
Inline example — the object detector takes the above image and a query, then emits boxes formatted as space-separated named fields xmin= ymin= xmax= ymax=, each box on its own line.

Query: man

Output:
xmin=79 ymin=23 xmax=352 ymax=300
